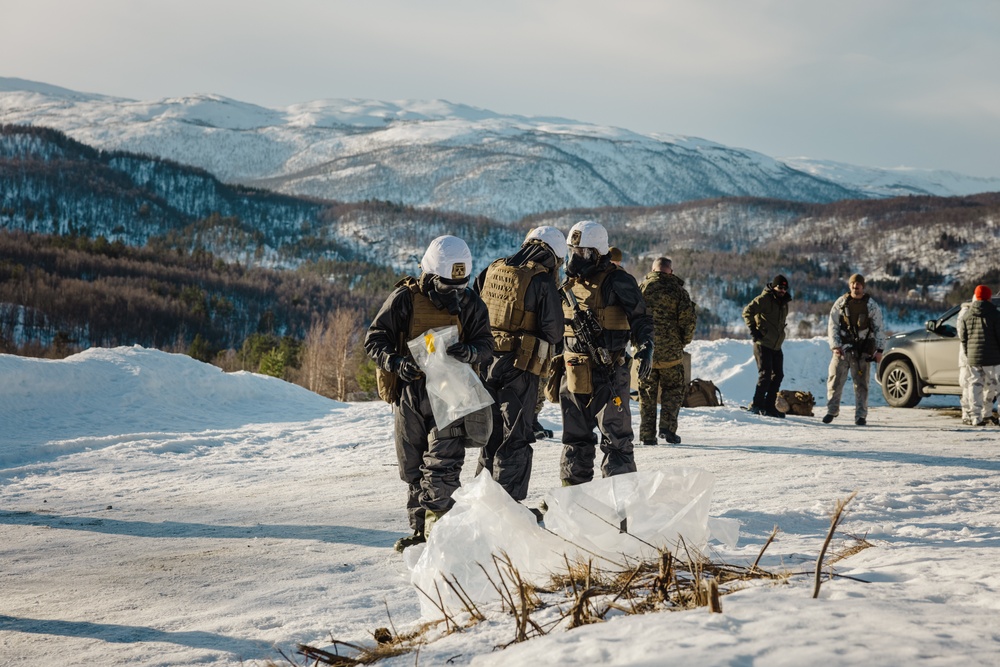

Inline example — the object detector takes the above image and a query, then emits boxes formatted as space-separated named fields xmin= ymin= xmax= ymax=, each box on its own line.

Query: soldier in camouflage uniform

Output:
xmin=638 ymin=257 xmax=697 ymax=445
xmin=822 ymin=273 xmax=886 ymax=426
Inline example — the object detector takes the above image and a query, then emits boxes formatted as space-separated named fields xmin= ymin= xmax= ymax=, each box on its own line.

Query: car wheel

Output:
xmin=881 ymin=359 xmax=921 ymax=407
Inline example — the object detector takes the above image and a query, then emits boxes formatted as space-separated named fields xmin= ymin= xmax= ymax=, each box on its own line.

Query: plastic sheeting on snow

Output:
xmin=406 ymin=469 xmax=740 ymax=618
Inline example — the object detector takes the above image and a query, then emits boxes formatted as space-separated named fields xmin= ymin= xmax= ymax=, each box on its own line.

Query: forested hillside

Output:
xmin=0 ymin=124 xmax=522 ymax=270
xmin=0 ymin=230 xmax=401 ymax=398
xmin=0 ymin=124 xmax=323 ymax=256
xmin=527 ymin=193 xmax=1000 ymax=333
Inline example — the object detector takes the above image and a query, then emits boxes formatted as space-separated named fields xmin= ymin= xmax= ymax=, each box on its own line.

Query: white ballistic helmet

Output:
xmin=420 ymin=235 xmax=472 ymax=281
xmin=524 ymin=225 xmax=568 ymax=260
xmin=567 ymin=220 xmax=609 ymax=256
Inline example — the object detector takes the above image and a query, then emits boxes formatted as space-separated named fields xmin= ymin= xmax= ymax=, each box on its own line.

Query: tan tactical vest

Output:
xmin=479 ymin=260 xmax=555 ymax=374
xmin=480 ymin=259 xmax=547 ymax=335
xmin=399 ymin=278 xmax=460 ymax=339
xmin=562 ymin=269 xmax=630 ymax=339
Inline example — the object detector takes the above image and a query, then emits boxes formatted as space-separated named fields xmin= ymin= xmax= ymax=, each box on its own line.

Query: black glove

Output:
xmin=750 ymin=329 xmax=762 ymax=343
xmin=392 ymin=356 xmax=422 ymax=382
xmin=446 ymin=342 xmax=478 ymax=364
xmin=635 ymin=343 xmax=654 ymax=381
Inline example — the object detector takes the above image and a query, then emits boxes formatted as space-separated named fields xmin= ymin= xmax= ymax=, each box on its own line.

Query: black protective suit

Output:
xmin=365 ymin=273 xmax=493 ymax=533
xmin=473 ymin=242 xmax=563 ymax=500
xmin=560 ymin=256 xmax=654 ymax=485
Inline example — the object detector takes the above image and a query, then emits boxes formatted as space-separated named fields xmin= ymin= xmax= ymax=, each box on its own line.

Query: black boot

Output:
xmin=532 ymin=418 xmax=553 ymax=439
xmin=659 ymin=430 xmax=682 ymax=444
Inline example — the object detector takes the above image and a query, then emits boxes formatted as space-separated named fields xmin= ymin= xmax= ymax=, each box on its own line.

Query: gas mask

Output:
xmin=566 ymin=246 xmax=600 ymax=278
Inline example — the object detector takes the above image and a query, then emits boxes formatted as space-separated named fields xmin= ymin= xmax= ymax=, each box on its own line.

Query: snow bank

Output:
xmin=0 ymin=346 xmax=338 ymax=464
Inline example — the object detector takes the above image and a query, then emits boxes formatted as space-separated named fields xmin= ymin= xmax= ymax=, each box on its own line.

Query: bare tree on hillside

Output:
xmin=302 ymin=308 xmax=364 ymax=400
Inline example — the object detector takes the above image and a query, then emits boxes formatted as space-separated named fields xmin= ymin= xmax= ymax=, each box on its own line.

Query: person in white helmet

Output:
xmin=473 ymin=226 xmax=565 ymax=515
xmin=365 ymin=235 xmax=494 ymax=552
xmin=559 ymin=220 xmax=655 ymax=486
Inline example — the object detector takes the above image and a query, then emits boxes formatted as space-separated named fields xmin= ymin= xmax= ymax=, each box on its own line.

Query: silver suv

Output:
xmin=876 ymin=305 xmax=963 ymax=407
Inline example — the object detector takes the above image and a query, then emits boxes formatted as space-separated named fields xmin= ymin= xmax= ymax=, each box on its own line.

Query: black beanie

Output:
xmin=772 ymin=274 xmax=789 ymax=289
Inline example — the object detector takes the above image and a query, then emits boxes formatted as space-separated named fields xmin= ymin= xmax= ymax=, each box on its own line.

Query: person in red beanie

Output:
xmin=958 ymin=285 xmax=1000 ymax=426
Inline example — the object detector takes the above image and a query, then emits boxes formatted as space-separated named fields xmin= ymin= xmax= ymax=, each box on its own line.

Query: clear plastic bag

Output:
xmin=407 ymin=325 xmax=493 ymax=429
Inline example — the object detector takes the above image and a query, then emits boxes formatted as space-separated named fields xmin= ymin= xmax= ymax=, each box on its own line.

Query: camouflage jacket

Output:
xmin=639 ymin=271 xmax=696 ymax=366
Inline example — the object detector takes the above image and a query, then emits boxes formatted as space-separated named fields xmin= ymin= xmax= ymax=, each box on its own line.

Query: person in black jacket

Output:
xmin=559 ymin=220 xmax=654 ymax=486
xmin=365 ymin=236 xmax=494 ymax=551
xmin=958 ymin=284 xmax=1000 ymax=426
xmin=474 ymin=226 xmax=565 ymax=508
xmin=742 ymin=275 xmax=792 ymax=418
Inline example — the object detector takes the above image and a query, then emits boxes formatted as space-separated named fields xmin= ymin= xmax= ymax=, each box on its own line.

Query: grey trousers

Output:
xmin=825 ymin=351 xmax=871 ymax=420
xmin=478 ymin=353 xmax=539 ymax=501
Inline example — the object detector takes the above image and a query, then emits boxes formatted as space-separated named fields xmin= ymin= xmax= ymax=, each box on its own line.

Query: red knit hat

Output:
xmin=974 ymin=284 xmax=992 ymax=301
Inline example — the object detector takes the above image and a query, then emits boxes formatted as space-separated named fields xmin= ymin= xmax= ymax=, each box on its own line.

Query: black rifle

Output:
xmin=560 ymin=286 xmax=615 ymax=373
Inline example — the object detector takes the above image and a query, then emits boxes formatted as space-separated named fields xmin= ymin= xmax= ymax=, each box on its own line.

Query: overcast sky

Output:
xmin=4 ymin=0 xmax=999 ymax=177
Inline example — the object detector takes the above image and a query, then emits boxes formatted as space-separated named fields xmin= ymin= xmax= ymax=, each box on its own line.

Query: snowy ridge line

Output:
xmin=5 ymin=77 xmax=999 ymax=224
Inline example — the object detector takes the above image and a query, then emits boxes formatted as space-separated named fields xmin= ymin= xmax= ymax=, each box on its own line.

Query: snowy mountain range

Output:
xmin=4 ymin=77 xmax=999 ymax=223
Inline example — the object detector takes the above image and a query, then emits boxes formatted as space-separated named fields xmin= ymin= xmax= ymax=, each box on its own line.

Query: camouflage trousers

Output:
xmin=965 ymin=365 xmax=1000 ymax=423
xmin=638 ymin=364 xmax=686 ymax=442
xmin=825 ymin=351 xmax=871 ymax=421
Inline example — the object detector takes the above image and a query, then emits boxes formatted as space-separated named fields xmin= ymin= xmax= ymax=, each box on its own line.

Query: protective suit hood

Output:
xmin=524 ymin=226 xmax=568 ymax=262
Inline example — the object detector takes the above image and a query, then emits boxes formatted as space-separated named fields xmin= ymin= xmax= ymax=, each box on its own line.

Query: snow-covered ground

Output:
xmin=2 ymin=340 xmax=998 ymax=666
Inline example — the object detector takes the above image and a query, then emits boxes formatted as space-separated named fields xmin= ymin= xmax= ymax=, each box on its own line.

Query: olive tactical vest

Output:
xmin=479 ymin=259 xmax=548 ymax=335
xmin=562 ymin=268 xmax=630 ymax=339
xmin=840 ymin=294 xmax=870 ymax=343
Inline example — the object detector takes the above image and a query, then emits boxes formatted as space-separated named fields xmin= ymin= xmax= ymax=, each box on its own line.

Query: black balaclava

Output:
xmin=422 ymin=273 xmax=465 ymax=315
